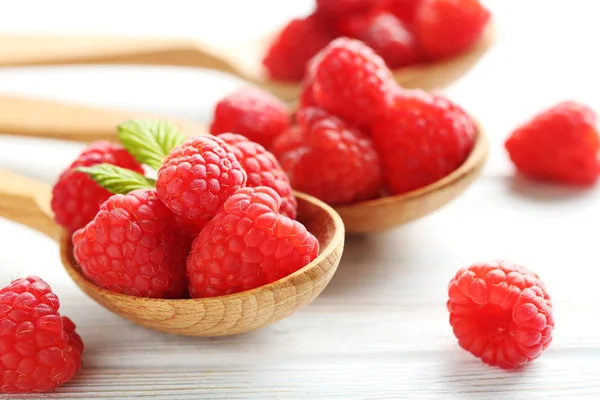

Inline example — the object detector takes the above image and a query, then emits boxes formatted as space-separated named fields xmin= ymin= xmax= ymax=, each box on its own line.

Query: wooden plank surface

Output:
xmin=1 ymin=1 xmax=600 ymax=398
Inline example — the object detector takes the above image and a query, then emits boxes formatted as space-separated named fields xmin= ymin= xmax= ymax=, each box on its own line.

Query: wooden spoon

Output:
xmin=0 ymin=169 xmax=345 ymax=336
xmin=0 ymin=22 xmax=495 ymax=102
xmin=0 ymin=93 xmax=488 ymax=233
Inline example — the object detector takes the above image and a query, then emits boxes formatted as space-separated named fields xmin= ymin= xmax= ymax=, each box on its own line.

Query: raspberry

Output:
xmin=156 ymin=136 xmax=247 ymax=226
xmin=72 ymin=189 xmax=188 ymax=298
xmin=278 ymin=107 xmax=382 ymax=205
xmin=381 ymin=0 xmax=421 ymax=25
xmin=371 ymin=89 xmax=476 ymax=194
xmin=337 ymin=10 xmax=421 ymax=69
xmin=262 ymin=14 xmax=336 ymax=82
xmin=271 ymin=125 xmax=304 ymax=160
xmin=0 ymin=276 xmax=83 ymax=393
xmin=447 ymin=261 xmax=554 ymax=369
xmin=217 ymin=133 xmax=297 ymax=219
xmin=51 ymin=141 xmax=144 ymax=233
xmin=505 ymin=101 xmax=600 ymax=186
xmin=315 ymin=0 xmax=381 ymax=16
xmin=209 ymin=87 xmax=291 ymax=149
xmin=311 ymin=37 xmax=396 ymax=126
xmin=415 ymin=0 xmax=490 ymax=59
xmin=187 ymin=186 xmax=319 ymax=298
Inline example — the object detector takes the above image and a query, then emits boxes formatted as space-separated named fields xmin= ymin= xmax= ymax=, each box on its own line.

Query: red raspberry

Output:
xmin=448 ymin=261 xmax=554 ymax=370
xmin=380 ymin=0 xmax=421 ymax=25
xmin=415 ymin=0 xmax=490 ymax=59
xmin=316 ymin=0 xmax=381 ymax=16
xmin=262 ymin=14 xmax=336 ymax=82
xmin=187 ymin=186 xmax=319 ymax=298
xmin=371 ymin=89 xmax=476 ymax=194
xmin=278 ymin=107 xmax=382 ymax=205
xmin=0 ymin=276 xmax=83 ymax=393
xmin=337 ymin=10 xmax=421 ymax=69
xmin=311 ymin=37 xmax=396 ymax=126
xmin=271 ymin=125 xmax=304 ymax=160
xmin=72 ymin=189 xmax=188 ymax=298
xmin=209 ymin=87 xmax=291 ymax=149
xmin=51 ymin=141 xmax=144 ymax=233
xmin=505 ymin=101 xmax=600 ymax=186
xmin=217 ymin=133 xmax=297 ymax=219
xmin=156 ymin=136 xmax=247 ymax=226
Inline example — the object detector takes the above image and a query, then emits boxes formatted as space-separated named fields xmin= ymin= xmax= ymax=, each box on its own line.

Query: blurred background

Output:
xmin=0 ymin=1 xmax=599 ymax=398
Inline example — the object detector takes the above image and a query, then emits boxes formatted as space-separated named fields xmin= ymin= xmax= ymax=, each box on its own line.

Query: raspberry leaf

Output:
xmin=117 ymin=119 xmax=186 ymax=170
xmin=76 ymin=164 xmax=156 ymax=194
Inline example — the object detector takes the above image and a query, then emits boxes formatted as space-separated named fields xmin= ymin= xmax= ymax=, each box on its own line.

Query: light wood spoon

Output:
xmin=0 ymin=169 xmax=345 ymax=336
xmin=0 ymin=21 xmax=495 ymax=101
xmin=0 ymin=93 xmax=487 ymax=233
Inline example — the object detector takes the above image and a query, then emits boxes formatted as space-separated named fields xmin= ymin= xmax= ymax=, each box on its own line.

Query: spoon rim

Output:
xmin=60 ymin=190 xmax=345 ymax=305
xmin=334 ymin=120 xmax=488 ymax=212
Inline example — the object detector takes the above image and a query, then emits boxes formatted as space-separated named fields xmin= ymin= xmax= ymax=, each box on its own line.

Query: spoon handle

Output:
xmin=0 ymin=169 xmax=57 ymax=241
xmin=0 ymin=35 xmax=235 ymax=73
xmin=0 ymin=94 xmax=207 ymax=143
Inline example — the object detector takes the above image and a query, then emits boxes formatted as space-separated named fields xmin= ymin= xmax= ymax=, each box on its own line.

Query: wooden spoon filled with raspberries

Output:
xmin=0 ymin=120 xmax=344 ymax=337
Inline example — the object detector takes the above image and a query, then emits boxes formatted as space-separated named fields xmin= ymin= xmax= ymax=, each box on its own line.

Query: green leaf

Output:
xmin=117 ymin=119 xmax=186 ymax=170
xmin=76 ymin=164 xmax=156 ymax=195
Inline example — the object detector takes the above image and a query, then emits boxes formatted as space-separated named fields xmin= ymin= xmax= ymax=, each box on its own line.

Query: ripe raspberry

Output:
xmin=209 ymin=87 xmax=291 ymax=149
xmin=278 ymin=107 xmax=382 ymax=205
xmin=337 ymin=10 xmax=421 ymax=69
xmin=311 ymin=37 xmax=396 ymax=126
xmin=316 ymin=0 xmax=381 ymax=17
xmin=505 ymin=101 xmax=600 ymax=186
xmin=271 ymin=125 xmax=304 ymax=160
xmin=72 ymin=189 xmax=188 ymax=298
xmin=0 ymin=276 xmax=83 ymax=393
xmin=371 ymin=89 xmax=476 ymax=194
xmin=381 ymin=0 xmax=421 ymax=26
xmin=217 ymin=133 xmax=297 ymax=219
xmin=187 ymin=186 xmax=319 ymax=298
xmin=156 ymin=136 xmax=247 ymax=226
xmin=262 ymin=14 xmax=336 ymax=82
xmin=415 ymin=0 xmax=490 ymax=59
xmin=448 ymin=261 xmax=554 ymax=369
xmin=51 ymin=141 xmax=144 ymax=233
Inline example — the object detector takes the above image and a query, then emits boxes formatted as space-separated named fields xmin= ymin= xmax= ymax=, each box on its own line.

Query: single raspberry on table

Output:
xmin=156 ymin=135 xmax=247 ymax=226
xmin=415 ymin=0 xmax=490 ymax=59
xmin=187 ymin=186 xmax=319 ymax=298
xmin=262 ymin=14 xmax=336 ymax=82
xmin=505 ymin=101 xmax=600 ymax=186
xmin=217 ymin=133 xmax=297 ymax=219
xmin=337 ymin=10 xmax=421 ymax=69
xmin=447 ymin=261 xmax=554 ymax=369
xmin=278 ymin=107 xmax=382 ymax=205
xmin=311 ymin=37 xmax=396 ymax=126
xmin=0 ymin=276 xmax=83 ymax=393
xmin=72 ymin=189 xmax=188 ymax=298
xmin=209 ymin=87 xmax=291 ymax=149
xmin=51 ymin=141 xmax=144 ymax=233
xmin=371 ymin=89 xmax=476 ymax=194
xmin=380 ymin=0 xmax=422 ymax=26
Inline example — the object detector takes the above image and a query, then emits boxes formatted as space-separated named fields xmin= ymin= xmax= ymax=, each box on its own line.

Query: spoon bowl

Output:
xmin=0 ymin=21 xmax=495 ymax=102
xmin=0 ymin=169 xmax=345 ymax=336
xmin=334 ymin=123 xmax=488 ymax=233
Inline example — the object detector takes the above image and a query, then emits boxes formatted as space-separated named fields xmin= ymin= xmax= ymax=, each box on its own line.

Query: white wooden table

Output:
xmin=1 ymin=1 xmax=600 ymax=398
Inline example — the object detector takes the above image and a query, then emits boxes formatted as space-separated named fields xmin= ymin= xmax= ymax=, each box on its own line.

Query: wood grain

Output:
xmin=0 ymin=93 xmax=207 ymax=143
